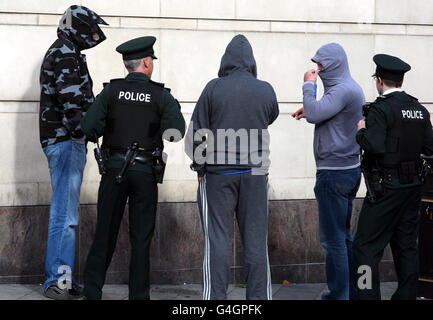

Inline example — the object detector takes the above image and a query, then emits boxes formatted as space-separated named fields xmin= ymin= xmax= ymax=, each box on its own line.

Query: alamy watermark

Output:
xmin=57 ymin=265 xmax=72 ymax=290
xmin=182 ymin=121 xmax=272 ymax=175
xmin=357 ymin=265 xmax=372 ymax=290
xmin=58 ymin=7 xmax=73 ymax=30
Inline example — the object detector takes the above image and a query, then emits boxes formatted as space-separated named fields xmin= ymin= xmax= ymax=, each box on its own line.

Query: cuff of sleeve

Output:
xmin=303 ymin=81 xmax=316 ymax=87
xmin=71 ymin=128 xmax=86 ymax=140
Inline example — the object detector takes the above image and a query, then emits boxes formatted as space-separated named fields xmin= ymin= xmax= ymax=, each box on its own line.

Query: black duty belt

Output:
xmin=110 ymin=152 xmax=153 ymax=164
xmin=382 ymin=168 xmax=400 ymax=183
xmin=382 ymin=166 xmax=421 ymax=184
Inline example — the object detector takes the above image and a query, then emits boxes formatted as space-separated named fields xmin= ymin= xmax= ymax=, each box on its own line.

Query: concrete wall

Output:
xmin=1 ymin=0 xmax=433 ymax=206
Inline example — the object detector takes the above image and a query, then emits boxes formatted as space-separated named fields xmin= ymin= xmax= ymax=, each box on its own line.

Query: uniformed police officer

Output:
xmin=354 ymin=54 xmax=433 ymax=300
xmin=80 ymin=36 xmax=186 ymax=300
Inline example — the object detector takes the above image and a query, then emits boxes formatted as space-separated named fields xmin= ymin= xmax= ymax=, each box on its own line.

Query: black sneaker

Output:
xmin=44 ymin=283 xmax=70 ymax=300
xmin=68 ymin=282 xmax=84 ymax=299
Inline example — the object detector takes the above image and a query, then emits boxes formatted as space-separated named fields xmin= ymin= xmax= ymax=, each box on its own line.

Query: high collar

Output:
xmin=125 ymin=72 xmax=150 ymax=81
xmin=382 ymin=88 xmax=403 ymax=96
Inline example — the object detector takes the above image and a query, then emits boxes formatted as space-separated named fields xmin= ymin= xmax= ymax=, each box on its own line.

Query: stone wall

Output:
xmin=1 ymin=0 xmax=432 ymax=284
xmin=0 ymin=200 xmax=396 ymax=285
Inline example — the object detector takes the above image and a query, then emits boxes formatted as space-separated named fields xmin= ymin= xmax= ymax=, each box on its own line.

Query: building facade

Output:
xmin=0 ymin=0 xmax=432 ymax=284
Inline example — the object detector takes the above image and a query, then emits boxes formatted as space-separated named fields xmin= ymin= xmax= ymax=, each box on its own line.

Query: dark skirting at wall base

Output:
xmin=0 ymin=199 xmax=396 ymax=285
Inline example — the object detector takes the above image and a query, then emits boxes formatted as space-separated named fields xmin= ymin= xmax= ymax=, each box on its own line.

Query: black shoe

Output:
xmin=69 ymin=282 xmax=84 ymax=299
xmin=44 ymin=283 xmax=70 ymax=300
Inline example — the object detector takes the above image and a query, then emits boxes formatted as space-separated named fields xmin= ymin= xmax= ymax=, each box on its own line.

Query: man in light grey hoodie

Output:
xmin=185 ymin=34 xmax=279 ymax=300
xmin=293 ymin=42 xmax=365 ymax=300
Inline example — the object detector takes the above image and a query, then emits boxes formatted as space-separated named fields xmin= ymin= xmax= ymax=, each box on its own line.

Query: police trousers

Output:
xmin=83 ymin=168 xmax=157 ymax=300
xmin=353 ymin=185 xmax=422 ymax=300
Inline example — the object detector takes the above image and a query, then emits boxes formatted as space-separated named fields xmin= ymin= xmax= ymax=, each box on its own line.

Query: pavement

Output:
xmin=0 ymin=282 xmax=408 ymax=300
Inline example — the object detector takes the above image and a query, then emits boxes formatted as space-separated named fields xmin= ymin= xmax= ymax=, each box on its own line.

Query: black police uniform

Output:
xmin=354 ymin=54 xmax=433 ymax=300
xmin=80 ymin=37 xmax=185 ymax=300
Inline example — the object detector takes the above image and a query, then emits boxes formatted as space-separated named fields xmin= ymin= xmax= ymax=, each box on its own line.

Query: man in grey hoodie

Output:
xmin=293 ymin=43 xmax=365 ymax=300
xmin=185 ymin=34 xmax=279 ymax=300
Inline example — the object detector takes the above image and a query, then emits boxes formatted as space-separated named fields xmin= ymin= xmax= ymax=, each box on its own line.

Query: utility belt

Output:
xmin=110 ymin=151 xmax=153 ymax=164
xmin=94 ymin=142 xmax=166 ymax=184
xmin=362 ymin=158 xmax=425 ymax=203
xmin=382 ymin=162 xmax=421 ymax=185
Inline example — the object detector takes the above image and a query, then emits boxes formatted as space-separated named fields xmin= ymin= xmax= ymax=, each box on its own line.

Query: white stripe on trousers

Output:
xmin=200 ymin=176 xmax=211 ymax=300
xmin=199 ymin=175 xmax=272 ymax=300
xmin=266 ymin=179 xmax=272 ymax=300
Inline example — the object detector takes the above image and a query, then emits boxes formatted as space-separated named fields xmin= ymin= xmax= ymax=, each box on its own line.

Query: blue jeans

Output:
xmin=43 ymin=140 xmax=87 ymax=289
xmin=314 ymin=167 xmax=361 ymax=300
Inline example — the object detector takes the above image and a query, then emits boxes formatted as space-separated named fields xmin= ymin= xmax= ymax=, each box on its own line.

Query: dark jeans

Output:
xmin=83 ymin=168 xmax=157 ymax=300
xmin=314 ymin=167 xmax=361 ymax=300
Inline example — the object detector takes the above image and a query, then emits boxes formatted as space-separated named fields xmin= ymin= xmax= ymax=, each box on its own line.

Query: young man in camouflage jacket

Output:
xmin=39 ymin=5 xmax=107 ymax=300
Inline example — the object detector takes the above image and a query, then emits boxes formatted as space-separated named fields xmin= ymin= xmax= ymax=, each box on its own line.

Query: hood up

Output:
xmin=218 ymin=34 xmax=257 ymax=78
xmin=57 ymin=5 xmax=108 ymax=50
xmin=312 ymin=42 xmax=351 ymax=88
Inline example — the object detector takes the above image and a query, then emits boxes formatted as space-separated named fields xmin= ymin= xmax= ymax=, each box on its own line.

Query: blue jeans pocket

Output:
xmin=43 ymin=142 xmax=63 ymax=170
xmin=331 ymin=169 xmax=361 ymax=198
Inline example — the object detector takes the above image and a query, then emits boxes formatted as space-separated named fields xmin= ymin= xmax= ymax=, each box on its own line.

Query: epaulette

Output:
xmin=362 ymin=102 xmax=374 ymax=117
xmin=109 ymin=78 xmax=124 ymax=83
xmin=363 ymin=98 xmax=390 ymax=117
xmin=150 ymin=80 xmax=172 ymax=92
xmin=175 ymin=99 xmax=181 ymax=110
xmin=149 ymin=79 xmax=165 ymax=88
xmin=405 ymin=92 xmax=419 ymax=101
xmin=102 ymin=82 xmax=109 ymax=88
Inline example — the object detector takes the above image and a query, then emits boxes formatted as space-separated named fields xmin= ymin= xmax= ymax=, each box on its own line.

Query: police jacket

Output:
xmin=357 ymin=90 xmax=433 ymax=188
xmin=80 ymin=72 xmax=186 ymax=174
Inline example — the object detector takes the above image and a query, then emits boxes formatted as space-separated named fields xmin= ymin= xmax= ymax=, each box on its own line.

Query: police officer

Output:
xmin=354 ymin=54 xmax=433 ymax=300
xmin=80 ymin=36 xmax=185 ymax=300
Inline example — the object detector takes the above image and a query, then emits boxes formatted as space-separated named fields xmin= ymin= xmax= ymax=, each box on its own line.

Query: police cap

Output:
xmin=116 ymin=36 xmax=157 ymax=60
xmin=372 ymin=54 xmax=411 ymax=82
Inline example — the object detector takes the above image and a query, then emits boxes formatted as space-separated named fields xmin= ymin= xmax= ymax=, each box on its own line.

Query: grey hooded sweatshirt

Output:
xmin=186 ymin=34 xmax=279 ymax=173
xmin=303 ymin=42 xmax=365 ymax=170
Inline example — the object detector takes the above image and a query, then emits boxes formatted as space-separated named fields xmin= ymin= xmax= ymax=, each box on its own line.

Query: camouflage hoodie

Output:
xmin=39 ymin=5 xmax=107 ymax=147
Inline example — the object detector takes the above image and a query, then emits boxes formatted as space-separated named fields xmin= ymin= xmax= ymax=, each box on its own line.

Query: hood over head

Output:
xmin=311 ymin=42 xmax=351 ymax=87
xmin=57 ymin=5 xmax=108 ymax=50
xmin=218 ymin=34 xmax=257 ymax=78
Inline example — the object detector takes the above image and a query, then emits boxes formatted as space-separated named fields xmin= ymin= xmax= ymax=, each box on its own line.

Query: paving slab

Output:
xmin=100 ymin=284 xmax=129 ymax=300
xmin=0 ymin=282 xmax=407 ymax=300
xmin=151 ymin=284 xmax=202 ymax=300
xmin=273 ymin=283 xmax=327 ymax=300
xmin=0 ymin=284 xmax=48 ymax=300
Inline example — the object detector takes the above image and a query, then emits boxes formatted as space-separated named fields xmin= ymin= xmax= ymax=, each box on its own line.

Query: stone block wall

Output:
xmin=0 ymin=200 xmax=397 ymax=284
xmin=1 ymin=0 xmax=432 ymax=284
